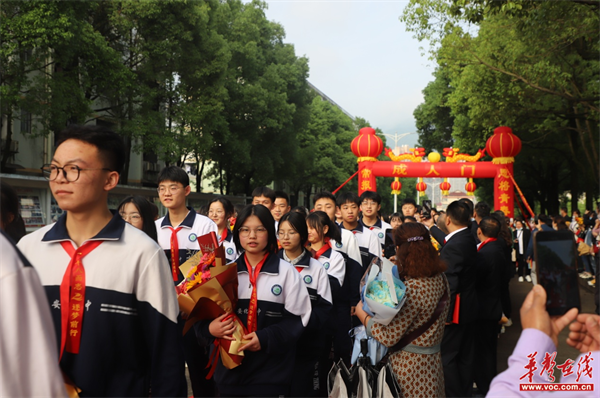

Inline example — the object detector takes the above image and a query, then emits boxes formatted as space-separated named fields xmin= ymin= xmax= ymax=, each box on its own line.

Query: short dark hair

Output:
xmin=56 ymin=125 xmax=126 ymax=174
xmin=560 ymin=207 xmax=568 ymax=213
xmin=389 ymin=212 xmax=403 ymax=222
xmin=1 ymin=181 xmax=26 ymax=242
xmin=360 ymin=190 xmax=381 ymax=205
xmin=336 ymin=192 xmax=360 ymax=207
xmin=118 ymin=196 xmax=158 ymax=242
xmin=233 ymin=204 xmax=278 ymax=254
xmin=290 ymin=206 xmax=309 ymax=217
xmin=458 ymin=198 xmax=474 ymax=216
xmin=446 ymin=200 xmax=471 ymax=227
xmin=403 ymin=215 xmax=417 ymax=223
xmin=401 ymin=198 xmax=417 ymax=207
xmin=278 ymin=211 xmax=308 ymax=247
xmin=538 ymin=214 xmax=552 ymax=227
xmin=274 ymin=190 xmax=289 ymax=205
xmin=208 ymin=196 xmax=235 ymax=219
xmin=306 ymin=210 xmax=341 ymax=243
xmin=251 ymin=186 xmax=275 ymax=202
xmin=474 ymin=201 xmax=491 ymax=219
xmin=478 ymin=216 xmax=500 ymax=238
xmin=157 ymin=166 xmax=189 ymax=187
xmin=313 ymin=191 xmax=336 ymax=205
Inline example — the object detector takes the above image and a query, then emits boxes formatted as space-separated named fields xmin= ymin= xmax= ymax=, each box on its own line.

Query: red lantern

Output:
xmin=439 ymin=178 xmax=451 ymax=196
xmin=485 ymin=126 xmax=522 ymax=164
xmin=351 ymin=127 xmax=383 ymax=162
xmin=391 ymin=178 xmax=402 ymax=195
xmin=416 ymin=177 xmax=427 ymax=197
xmin=465 ymin=178 xmax=476 ymax=196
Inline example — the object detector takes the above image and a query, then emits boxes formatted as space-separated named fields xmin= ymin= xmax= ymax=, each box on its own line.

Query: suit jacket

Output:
xmin=475 ymin=239 xmax=505 ymax=321
xmin=515 ymin=228 xmax=531 ymax=256
xmin=440 ymin=228 xmax=478 ymax=324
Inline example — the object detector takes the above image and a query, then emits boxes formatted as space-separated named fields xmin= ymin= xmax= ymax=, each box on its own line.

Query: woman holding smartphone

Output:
xmin=277 ymin=211 xmax=332 ymax=397
xmin=197 ymin=205 xmax=311 ymax=397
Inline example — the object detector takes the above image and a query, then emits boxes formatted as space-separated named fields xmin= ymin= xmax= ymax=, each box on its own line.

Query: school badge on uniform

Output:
xmin=378 ymin=232 xmax=384 ymax=239
xmin=271 ymin=284 xmax=282 ymax=296
xmin=335 ymin=242 xmax=343 ymax=248
xmin=303 ymin=275 xmax=313 ymax=284
xmin=188 ymin=233 xmax=197 ymax=242
xmin=226 ymin=247 xmax=234 ymax=255
xmin=323 ymin=262 xmax=330 ymax=270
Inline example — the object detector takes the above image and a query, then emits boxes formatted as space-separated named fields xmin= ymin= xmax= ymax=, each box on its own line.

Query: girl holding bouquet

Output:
xmin=198 ymin=205 xmax=311 ymax=397
xmin=207 ymin=197 xmax=238 ymax=262
xmin=277 ymin=211 xmax=333 ymax=397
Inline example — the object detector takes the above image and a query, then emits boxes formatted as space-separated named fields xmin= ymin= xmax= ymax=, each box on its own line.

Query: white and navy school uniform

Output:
xmin=155 ymin=207 xmax=217 ymax=396
xmin=360 ymin=217 xmax=392 ymax=251
xmin=339 ymin=222 xmax=382 ymax=269
xmin=1 ymin=231 xmax=67 ymax=397
xmin=155 ymin=207 xmax=218 ymax=285
xmin=17 ymin=213 xmax=186 ymax=397
xmin=197 ymin=253 xmax=311 ymax=397
xmin=220 ymin=227 xmax=238 ymax=263
xmin=331 ymin=227 xmax=362 ymax=266
xmin=279 ymin=249 xmax=333 ymax=397
xmin=314 ymin=246 xmax=355 ymax=376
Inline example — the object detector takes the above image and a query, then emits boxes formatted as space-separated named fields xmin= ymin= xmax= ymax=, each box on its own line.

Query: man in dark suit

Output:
xmin=439 ymin=201 xmax=478 ymax=397
xmin=473 ymin=201 xmax=491 ymax=243
xmin=473 ymin=216 xmax=505 ymax=396
xmin=514 ymin=219 xmax=531 ymax=282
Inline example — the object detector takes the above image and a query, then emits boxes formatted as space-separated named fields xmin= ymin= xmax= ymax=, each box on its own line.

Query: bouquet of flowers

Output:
xmin=176 ymin=232 xmax=249 ymax=375
xmin=360 ymin=257 xmax=406 ymax=326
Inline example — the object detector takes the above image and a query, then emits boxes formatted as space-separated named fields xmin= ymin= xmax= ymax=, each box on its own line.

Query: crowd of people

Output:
xmin=1 ymin=125 xmax=599 ymax=397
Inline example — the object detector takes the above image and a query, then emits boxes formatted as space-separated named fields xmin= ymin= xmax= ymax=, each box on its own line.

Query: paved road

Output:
xmin=185 ymin=275 xmax=598 ymax=396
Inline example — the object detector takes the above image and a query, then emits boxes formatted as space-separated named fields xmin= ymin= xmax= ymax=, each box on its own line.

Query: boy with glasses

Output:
xmin=155 ymin=165 xmax=218 ymax=397
xmin=18 ymin=125 xmax=186 ymax=396
xmin=359 ymin=190 xmax=391 ymax=250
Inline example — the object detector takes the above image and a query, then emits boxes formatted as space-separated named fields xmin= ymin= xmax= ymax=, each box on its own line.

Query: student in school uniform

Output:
xmin=198 ymin=205 xmax=311 ymax=397
xmin=307 ymin=211 xmax=358 ymax=394
xmin=208 ymin=197 xmax=239 ymax=263
xmin=277 ymin=211 xmax=332 ymax=397
xmin=273 ymin=190 xmax=292 ymax=224
xmin=359 ymin=190 xmax=392 ymax=251
xmin=337 ymin=192 xmax=382 ymax=269
xmin=155 ymin=166 xmax=218 ymax=397
xmin=313 ymin=191 xmax=362 ymax=266
xmin=18 ymin=126 xmax=186 ymax=396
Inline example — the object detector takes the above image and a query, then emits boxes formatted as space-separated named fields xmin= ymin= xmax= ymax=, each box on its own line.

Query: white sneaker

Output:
xmin=525 ymin=275 xmax=532 ymax=283
xmin=518 ymin=276 xmax=524 ymax=282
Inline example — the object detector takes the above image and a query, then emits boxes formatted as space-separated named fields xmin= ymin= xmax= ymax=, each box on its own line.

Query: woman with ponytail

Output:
xmin=355 ymin=222 xmax=450 ymax=398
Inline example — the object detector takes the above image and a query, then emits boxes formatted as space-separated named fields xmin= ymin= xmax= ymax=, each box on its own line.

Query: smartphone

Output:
xmin=534 ymin=230 xmax=581 ymax=316
xmin=422 ymin=200 xmax=432 ymax=219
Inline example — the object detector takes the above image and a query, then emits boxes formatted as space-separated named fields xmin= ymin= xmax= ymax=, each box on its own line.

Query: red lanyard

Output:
xmin=59 ymin=240 xmax=103 ymax=359
xmin=245 ymin=252 xmax=270 ymax=333
xmin=311 ymin=238 xmax=331 ymax=260
xmin=477 ymin=237 xmax=497 ymax=252
xmin=168 ymin=227 xmax=183 ymax=281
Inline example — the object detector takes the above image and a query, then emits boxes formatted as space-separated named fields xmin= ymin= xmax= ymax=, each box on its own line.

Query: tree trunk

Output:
xmin=196 ymin=156 xmax=205 ymax=193
xmin=1 ymin=113 xmax=13 ymax=171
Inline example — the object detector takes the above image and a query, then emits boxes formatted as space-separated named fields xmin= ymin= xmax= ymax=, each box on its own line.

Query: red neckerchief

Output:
xmin=218 ymin=228 xmax=228 ymax=245
xmin=168 ymin=226 xmax=183 ymax=281
xmin=311 ymin=238 xmax=331 ymax=260
xmin=477 ymin=237 xmax=497 ymax=252
xmin=59 ymin=240 xmax=103 ymax=359
xmin=245 ymin=252 xmax=270 ymax=333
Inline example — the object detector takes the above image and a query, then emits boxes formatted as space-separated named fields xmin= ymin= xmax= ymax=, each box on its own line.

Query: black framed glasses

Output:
xmin=41 ymin=164 xmax=112 ymax=182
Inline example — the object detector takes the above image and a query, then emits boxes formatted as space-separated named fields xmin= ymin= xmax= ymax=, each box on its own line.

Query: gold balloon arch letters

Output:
xmin=350 ymin=126 xmax=522 ymax=217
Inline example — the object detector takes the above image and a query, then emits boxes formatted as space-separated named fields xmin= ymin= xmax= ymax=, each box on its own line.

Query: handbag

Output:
xmin=382 ymin=285 xmax=449 ymax=361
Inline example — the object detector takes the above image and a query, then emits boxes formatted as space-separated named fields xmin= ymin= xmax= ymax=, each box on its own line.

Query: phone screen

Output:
xmin=534 ymin=231 xmax=581 ymax=316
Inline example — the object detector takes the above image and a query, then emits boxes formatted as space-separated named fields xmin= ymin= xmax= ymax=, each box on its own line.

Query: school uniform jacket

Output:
xmin=197 ymin=253 xmax=311 ymax=397
xmin=340 ymin=222 xmax=382 ymax=269
xmin=221 ymin=227 xmax=239 ymax=263
xmin=156 ymin=207 xmax=218 ymax=284
xmin=277 ymin=249 xmax=333 ymax=352
xmin=17 ymin=213 xmax=186 ymax=397
xmin=331 ymin=228 xmax=362 ymax=266
xmin=360 ymin=217 xmax=392 ymax=250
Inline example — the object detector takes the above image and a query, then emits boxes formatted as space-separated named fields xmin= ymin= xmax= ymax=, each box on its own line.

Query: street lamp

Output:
xmin=377 ymin=132 xmax=417 ymax=212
